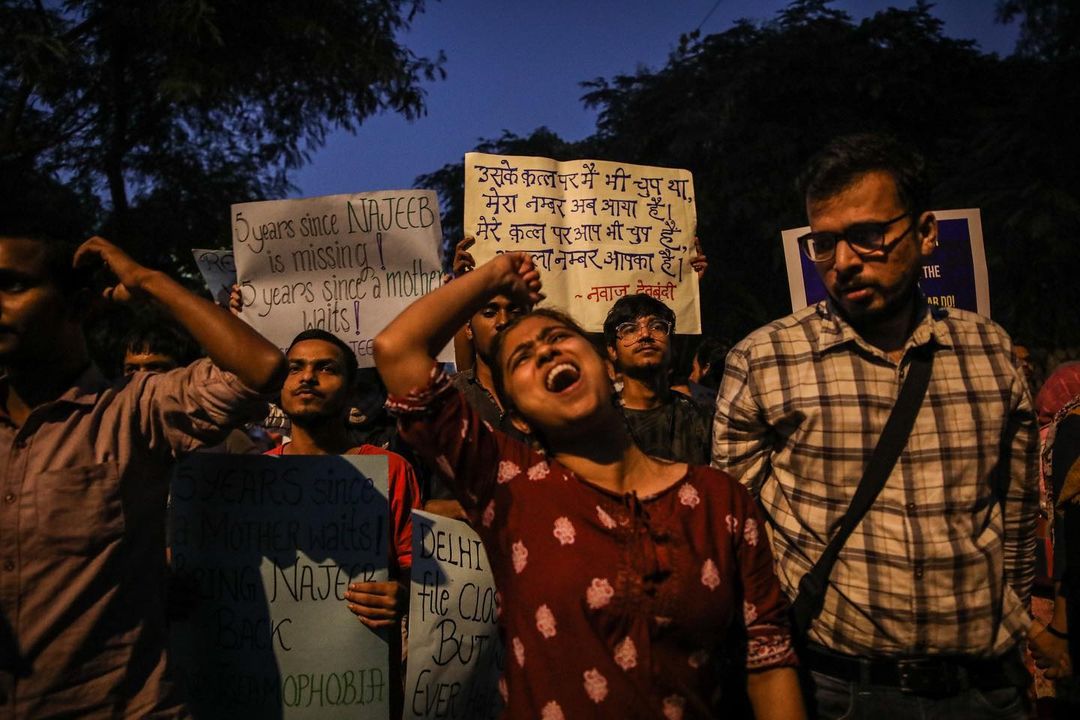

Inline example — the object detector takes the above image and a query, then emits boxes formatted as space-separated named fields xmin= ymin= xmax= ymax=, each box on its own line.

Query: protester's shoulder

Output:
xmin=932 ymin=306 xmax=1014 ymax=352
xmin=734 ymin=303 xmax=824 ymax=354
xmin=104 ymin=364 xmax=165 ymax=407
xmin=135 ymin=357 xmax=265 ymax=398
xmin=386 ymin=364 xmax=459 ymax=418
xmin=350 ymin=444 xmax=415 ymax=474
xmin=725 ymin=305 xmax=826 ymax=379
xmin=351 ymin=445 xmax=422 ymax=505
xmin=672 ymin=391 xmax=713 ymax=422
xmin=688 ymin=463 xmax=756 ymax=507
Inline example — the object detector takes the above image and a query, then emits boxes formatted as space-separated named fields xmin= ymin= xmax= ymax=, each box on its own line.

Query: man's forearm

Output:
xmin=139 ymin=270 xmax=286 ymax=391
xmin=747 ymin=667 xmax=806 ymax=720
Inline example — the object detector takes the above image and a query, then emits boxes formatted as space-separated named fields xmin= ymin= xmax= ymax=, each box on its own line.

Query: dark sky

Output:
xmin=290 ymin=0 xmax=1019 ymax=199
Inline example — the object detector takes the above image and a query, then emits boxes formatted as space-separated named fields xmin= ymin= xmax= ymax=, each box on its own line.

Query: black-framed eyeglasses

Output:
xmin=615 ymin=317 xmax=672 ymax=341
xmin=797 ymin=212 xmax=914 ymax=263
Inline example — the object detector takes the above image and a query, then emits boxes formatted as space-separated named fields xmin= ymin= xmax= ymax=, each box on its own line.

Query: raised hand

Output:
xmin=452 ymin=236 xmax=477 ymax=277
xmin=689 ymin=236 xmax=708 ymax=280
xmin=73 ymin=236 xmax=153 ymax=302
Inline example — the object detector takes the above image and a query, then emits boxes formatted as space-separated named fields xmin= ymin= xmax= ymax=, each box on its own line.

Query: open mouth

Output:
xmin=545 ymin=362 xmax=580 ymax=393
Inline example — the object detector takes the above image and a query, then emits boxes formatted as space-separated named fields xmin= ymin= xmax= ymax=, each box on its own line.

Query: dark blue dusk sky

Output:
xmin=290 ymin=1 xmax=1019 ymax=199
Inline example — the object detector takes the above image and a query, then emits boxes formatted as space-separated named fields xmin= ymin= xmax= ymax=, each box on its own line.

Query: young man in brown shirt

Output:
xmin=0 ymin=206 xmax=286 ymax=716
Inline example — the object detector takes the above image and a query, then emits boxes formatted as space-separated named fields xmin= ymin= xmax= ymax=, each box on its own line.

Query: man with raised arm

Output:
xmin=0 ymin=199 xmax=286 ymax=716
xmin=446 ymin=236 xmax=532 ymax=441
xmin=712 ymin=133 xmax=1043 ymax=717
xmin=425 ymin=237 xmax=532 ymax=520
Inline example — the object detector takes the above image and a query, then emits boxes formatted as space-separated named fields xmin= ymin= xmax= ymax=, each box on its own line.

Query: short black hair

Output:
xmin=123 ymin=322 xmax=200 ymax=366
xmin=696 ymin=337 xmax=730 ymax=389
xmin=693 ymin=337 xmax=724 ymax=369
xmin=287 ymin=329 xmax=358 ymax=387
xmin=0 ymin=165 xmax=95 ymax=295
xmin=602 ymin=293 xmax=676 ymax=346
xmin=797 ymin=133 xmax=930 ymax=216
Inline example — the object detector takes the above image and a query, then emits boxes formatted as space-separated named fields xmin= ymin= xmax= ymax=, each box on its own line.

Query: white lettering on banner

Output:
xmin=168 ymin=453 xmax=392 ymax=720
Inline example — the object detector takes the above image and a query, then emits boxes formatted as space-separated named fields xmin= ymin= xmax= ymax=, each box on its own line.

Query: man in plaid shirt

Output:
xmin=712 ymin=133 xmax=1049 ymax=718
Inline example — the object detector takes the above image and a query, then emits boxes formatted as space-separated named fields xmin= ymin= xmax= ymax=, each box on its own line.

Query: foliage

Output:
xmin=416 ymin=126 xmax=598 ymax=264
xmin=997 ymin=0 xmax=1080 ymax=60
xmin=2 ymin=0 xmax=443 ymax=371
xmin=1 ymin=0 xmax=444 ymax=271
xmin=417 ymin=0 xmax=1080 ymax=348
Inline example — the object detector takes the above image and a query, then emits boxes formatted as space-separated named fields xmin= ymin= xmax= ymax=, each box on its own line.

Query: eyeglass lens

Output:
xmin=617 ymin=318 xmax=670 ymax=338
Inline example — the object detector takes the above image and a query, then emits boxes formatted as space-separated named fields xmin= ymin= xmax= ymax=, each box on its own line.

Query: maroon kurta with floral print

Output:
xmin=390 ymin=368 xmax=795 ymax=719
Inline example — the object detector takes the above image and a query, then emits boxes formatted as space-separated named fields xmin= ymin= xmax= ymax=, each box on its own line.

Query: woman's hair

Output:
xmin=487 ymin=308 xmax=600 ymax=418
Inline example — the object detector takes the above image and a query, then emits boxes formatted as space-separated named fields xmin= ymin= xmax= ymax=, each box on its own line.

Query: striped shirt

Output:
xmin=711 ymin=300 xmax=1038 ymax=657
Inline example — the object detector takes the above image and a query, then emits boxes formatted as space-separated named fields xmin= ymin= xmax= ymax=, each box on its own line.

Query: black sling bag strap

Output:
xmin=790 ymin=344 xmax=936 ymax=640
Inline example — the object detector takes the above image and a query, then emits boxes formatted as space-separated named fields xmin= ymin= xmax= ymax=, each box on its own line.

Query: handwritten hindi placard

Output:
xmin=169 ymin=454 xmax=391 ymax=719
xmin=781 ymin=208 xmax=991 ymax=315
xmin=231 ymin=190 xmax=450 ymax=366
xmin=405 ymin=511 xmax=503 ymax=720
xmin=192 ymin=248 xmax=237 ymax=308
xmin=464 ymin=152 xmax=701 ymax=332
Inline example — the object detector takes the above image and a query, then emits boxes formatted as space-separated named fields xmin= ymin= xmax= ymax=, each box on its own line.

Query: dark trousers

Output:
xmin=801 ymin=644 xmax=1031 ymax=720
xmin=805 ymin=669 xmax=1030 ymax=720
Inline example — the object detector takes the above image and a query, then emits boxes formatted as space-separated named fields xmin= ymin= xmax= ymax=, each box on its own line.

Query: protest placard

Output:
xmin=405 ymin=511 xmax=503 ymax=720
xmin=192 ymin=248 xmax=237 ymax=307
xmin=781 ymin=208 xmax=991 ymax=315
xmin=169 ymin=454 xmax=391 ymax=719
xmin=231 ymin=190 xmax=450 ymax=366
xmin=464 ymin=152 xmax=701 ymax=332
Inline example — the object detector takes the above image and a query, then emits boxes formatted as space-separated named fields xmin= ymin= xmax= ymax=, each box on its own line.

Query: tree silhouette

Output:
xmin=1 ymin=0 xmax=444 ymax=262
xmin=417 ymin=0 xmax=1080 ymax=349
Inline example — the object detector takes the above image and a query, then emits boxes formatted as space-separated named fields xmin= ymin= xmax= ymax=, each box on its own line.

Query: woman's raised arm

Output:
xmin=374 ymin=253 xmax=542 ymax=395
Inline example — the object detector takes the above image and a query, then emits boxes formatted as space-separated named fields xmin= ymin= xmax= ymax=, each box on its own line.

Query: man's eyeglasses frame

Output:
xmin=797 ymin=212 xmax=915 ymax=263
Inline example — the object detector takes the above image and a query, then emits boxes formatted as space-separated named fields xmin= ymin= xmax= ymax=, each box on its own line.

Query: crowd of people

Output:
xmin=1 ymin=132 xmax=1077 ymax=719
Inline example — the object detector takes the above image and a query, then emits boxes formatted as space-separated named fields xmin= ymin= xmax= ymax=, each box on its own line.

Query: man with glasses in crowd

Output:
xmin=603 ymin=294 xmax=712 ymax=464
xmin=712 ymin=132 xmax=1049 ymax=717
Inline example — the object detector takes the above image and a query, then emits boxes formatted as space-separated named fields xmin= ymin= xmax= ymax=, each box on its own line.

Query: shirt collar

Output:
xmin=59 ymin=364 xmax=112 ymax=405
xmin=814 ymin=293 xmax=954 ymax=358
xmin=0 ymin=363 xmax=108 ymax=422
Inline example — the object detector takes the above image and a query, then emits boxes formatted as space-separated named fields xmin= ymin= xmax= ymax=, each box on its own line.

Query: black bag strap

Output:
xmin=791 ymin=345 xmax=935 ymax=639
